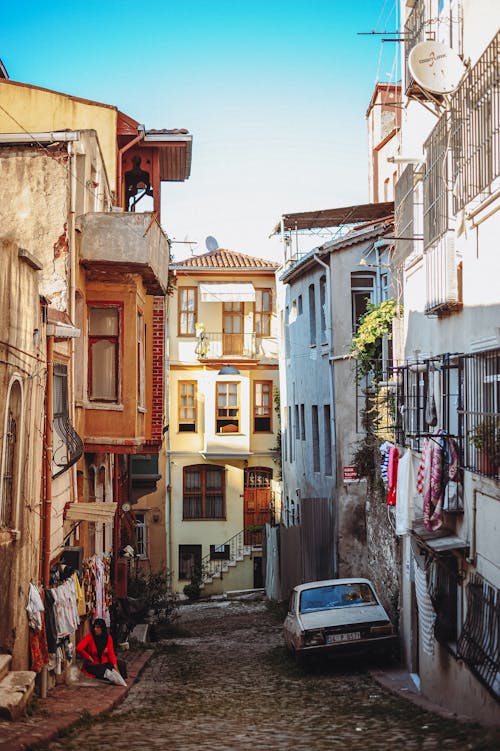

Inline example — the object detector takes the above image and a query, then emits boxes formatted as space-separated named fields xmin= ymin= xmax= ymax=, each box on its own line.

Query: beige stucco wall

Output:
xmin=0 ymin=79 xmax=118 ymax=187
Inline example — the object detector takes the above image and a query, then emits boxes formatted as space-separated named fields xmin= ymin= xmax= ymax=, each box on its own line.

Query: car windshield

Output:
xmin=299 ymin=583 xmax=377 ymax=613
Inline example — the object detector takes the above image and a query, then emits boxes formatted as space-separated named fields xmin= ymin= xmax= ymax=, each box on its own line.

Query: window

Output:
xmin=53 ymin=364 xmax=83 ymax=478
xmin=295 ymin=404 xmax=300 ymax=440
xmin=254 ymin=381 xmax=272 ymax=432
xmin=288 ymin=406 xmax=293 ymax=462
xmin=319 ymin=275 xmax=327 ymax=343
xmin=255 ymin=289 xmax=272 ymax=336
xmin=137 ymin=311 xmax=145 ymax=409
xmin=461 ymin=349 xmax=500 ymax=478
xmin=300 ymin=404 xmax=305 ymax=440
xmin=88 ymin=305 xmax=120 ymax=402
xmin=312 ymin=405 xmax=320 ymax=472
xmin=178 ymin=381 xmax=197 ymax=432
xmin=284 ymin=305 xmax=290 ymax=356
xmin=1 ymin=380 xmax=22 ymax=529
xmin=216 ymin=382 xmax=239 ymax=432
xmin=223 ymin=302 xmax=244 ymax=355
xmin=135 ymin=513 xmax=147 ymax=558
xmin=210 ymin=544 xmax=230 ymax=560
xmin=183 ymin=465 xmax=225 ymax=520
xmin=351 ymin=273 xmax=375 ymax=333
xmin=309 ymin=284 xmax=316 ymax=345
xmin=178 ymin=287 xmax=197 ymax=336
xmin=179 ymin=544 xmax=202 ymax=580
xmin=297 ymin=295 xmax=303 ymax=315
xmin=324 ymin=404 xmax=332 ymax=476
xmin=428 ymin=554 xmax=459 ymax=648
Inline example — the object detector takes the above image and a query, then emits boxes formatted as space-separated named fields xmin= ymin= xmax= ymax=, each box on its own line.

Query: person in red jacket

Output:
xmin=76 ymin=618 xmax=118 ymax=679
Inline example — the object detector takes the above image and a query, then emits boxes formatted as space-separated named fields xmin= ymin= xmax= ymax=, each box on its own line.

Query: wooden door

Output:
xmin=223 ymin=302 xmax=243 ymax=355
xmin=244 ymin=467 xmax=272 ymax=544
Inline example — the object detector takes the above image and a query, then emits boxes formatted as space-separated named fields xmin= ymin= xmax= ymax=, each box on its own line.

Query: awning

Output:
xmin=272 ymin=201 xmax=394 ymax=234
xmin=65 ymin=502 xmax=116 ymax=523
xmin=199 ymin=283 xmax=256 ymax=303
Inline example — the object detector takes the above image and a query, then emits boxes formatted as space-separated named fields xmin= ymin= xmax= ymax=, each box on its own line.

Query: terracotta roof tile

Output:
xmin=172 ymin=249 xmax=279 ymax=270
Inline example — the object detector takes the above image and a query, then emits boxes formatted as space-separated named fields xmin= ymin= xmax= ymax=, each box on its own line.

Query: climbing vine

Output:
xmin=350 ymin=299 xmax=401 ymax=380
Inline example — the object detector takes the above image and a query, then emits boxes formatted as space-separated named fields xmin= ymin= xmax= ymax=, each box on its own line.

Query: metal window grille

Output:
xmin=427 ymin=553 xmax=459 ymax=646
xmin=459 ymin=349 xmax=500 ymax=479
xmin=423 ymin=114 xmax=452 ymax=250
xmin=451 ymin=31 xmax=500 ymax=211
xmin=395 ymin=165 xmax=418 ymax=263
xmin=457 ymin=574 xmax=500 ymax=701
xmin=53 ymin=364 xmax=84 ymax=478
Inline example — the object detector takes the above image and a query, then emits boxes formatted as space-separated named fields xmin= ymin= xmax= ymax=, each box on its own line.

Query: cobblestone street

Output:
xmin=42 ymin=600 xmax=500 ymax=751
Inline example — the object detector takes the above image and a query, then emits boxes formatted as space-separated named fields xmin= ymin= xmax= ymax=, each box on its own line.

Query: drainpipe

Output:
xmin=116 ymin=128 xmax=145 ymax=208
xmin=314 ymin=253 xmax=338 ymax=575
xmin=42 ymin=334 xmax=54 ymax=587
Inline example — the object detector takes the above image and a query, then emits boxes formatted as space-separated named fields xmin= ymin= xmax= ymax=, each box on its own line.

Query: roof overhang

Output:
xmin=273 ymin=201 xmax=394 ymax=234
xmin=143 ymin=132 xmax=192 ymax=181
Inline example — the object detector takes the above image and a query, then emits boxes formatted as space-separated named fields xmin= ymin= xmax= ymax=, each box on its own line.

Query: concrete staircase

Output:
xmin=201 ymin=544 xmax=254 ymax=587
xmin=0 ymin=654 xmax=36 ymax=720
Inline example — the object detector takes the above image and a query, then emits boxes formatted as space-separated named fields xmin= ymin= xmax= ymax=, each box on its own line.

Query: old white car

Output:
xmin=283 ymin=578 xmax=398 ymax=660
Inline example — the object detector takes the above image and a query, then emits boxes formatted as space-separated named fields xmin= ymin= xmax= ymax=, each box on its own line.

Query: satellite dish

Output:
xmin=205 ymin=235 xmax=219 ymax=251
xmin=409 ymin=41 xmax=465 ymax=95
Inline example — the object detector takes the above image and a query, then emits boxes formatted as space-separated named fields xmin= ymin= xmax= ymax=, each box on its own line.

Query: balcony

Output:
xmin=195 ymin=331 xmax=279 ymax=362
xmin=78 ymin=212 xmax=170 ymax=295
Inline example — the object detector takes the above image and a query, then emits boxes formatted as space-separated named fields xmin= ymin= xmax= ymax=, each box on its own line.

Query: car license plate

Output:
xmin=327 ymin=631 xmax=361 ymax=644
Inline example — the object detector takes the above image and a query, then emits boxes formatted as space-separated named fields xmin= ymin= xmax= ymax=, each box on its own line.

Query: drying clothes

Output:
xmin=93 ymin=556 xmax=111 ymax=626
xmin=395 ymin=450 xmax=417 ymax=536
xmin=43 ymin=588 xmax=58 ymax=653
xmin=29 ymin=614 xmax=50 ymax=673
xmin=379 ymin=441 xmax=393 ymax=483
xmin=26 ymin=582 xmax=45 ymax=631
xmin=386 ymin=446 xmax=400 ymax=506
xmin=73 ymin=571 xmax=86 ymax=617
xmin=51 ymin=577 xmax=80 ymax=639
xmin=413 ymin=557 xmax=436 ymax=656
xmin=422 ymin=432 xmax=445 ymax=531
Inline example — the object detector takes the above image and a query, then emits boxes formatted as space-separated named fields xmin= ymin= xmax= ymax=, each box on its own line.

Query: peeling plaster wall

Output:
xmin=1 ymin=147 xmax=70 ymax=311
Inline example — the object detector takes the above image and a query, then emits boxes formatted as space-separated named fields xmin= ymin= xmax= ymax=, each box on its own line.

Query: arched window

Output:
xmin=1 ymin=380 xmax=23 ymax=529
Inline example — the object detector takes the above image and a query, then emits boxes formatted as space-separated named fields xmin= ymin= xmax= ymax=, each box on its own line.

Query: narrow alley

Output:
xmin=40 ymin=600 xmax=500 ymax=751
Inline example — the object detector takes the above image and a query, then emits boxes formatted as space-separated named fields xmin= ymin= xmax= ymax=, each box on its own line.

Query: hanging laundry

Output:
xmin=386 ymin=446 xmax=400 ymax=506
xmin=395 ymin=449 xmax=417 ymax=535
xmin=26 ymin=582 xmax=44 ymax=631
xmin=379 ymin=441 xmax=393 ymax=484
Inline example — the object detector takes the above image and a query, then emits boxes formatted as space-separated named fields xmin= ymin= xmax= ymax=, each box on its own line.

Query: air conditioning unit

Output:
xmin=424 ymin=231 xmax=462 ymax=315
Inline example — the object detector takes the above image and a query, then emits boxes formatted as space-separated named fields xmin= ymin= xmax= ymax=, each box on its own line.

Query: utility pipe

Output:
xmin=42 ymin=334 xmax=54 ymax=587
xmin=116 ymin=129 xmax=145 ymax=208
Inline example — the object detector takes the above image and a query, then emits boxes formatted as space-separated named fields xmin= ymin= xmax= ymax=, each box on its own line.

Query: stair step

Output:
xmin=0 ymin=670 xmax=37 ymax=720
xmin=0 ymin=655 xmax=12 ymax=683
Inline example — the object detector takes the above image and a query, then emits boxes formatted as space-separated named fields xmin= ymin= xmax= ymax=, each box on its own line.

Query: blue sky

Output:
xmin=3 ymin=0 xmax=399 ymax=261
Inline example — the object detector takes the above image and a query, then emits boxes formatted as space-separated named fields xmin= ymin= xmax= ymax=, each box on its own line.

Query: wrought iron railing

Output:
xmin=195 ymin=331 xmax=278 ymax=360
xmin=457 ymin=573 xmax=500 ymax=700
xmin=198 ymin=527 xmax=264 ymax=585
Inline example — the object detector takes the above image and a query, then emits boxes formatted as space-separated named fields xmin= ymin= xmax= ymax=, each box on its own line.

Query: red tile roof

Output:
xmin=172 ymin=249 xmax=279 ymax=271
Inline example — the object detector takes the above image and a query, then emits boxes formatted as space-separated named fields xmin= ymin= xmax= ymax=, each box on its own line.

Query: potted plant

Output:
xmin=469 ymin=418 xmax=500 ymax=474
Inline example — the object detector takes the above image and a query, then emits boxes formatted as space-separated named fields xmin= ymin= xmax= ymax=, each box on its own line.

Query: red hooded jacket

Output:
xmin=76 ymin=628 xmax=117 ymax=677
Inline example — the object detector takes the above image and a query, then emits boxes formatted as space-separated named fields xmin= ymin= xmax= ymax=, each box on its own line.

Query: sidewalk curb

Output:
xmin=0 ymin=649 xmax=154 ymax=751
xmin=369 ymin=667 xmax=476 ymax=724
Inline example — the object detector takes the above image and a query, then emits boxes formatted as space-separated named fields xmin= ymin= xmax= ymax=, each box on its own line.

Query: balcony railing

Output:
xmin=195 ymin=331 xmax=278 ymax=360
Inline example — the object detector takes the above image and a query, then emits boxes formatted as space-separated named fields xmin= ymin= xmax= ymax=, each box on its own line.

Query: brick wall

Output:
xmin=152 ymin=296 xmax=165 ymax=441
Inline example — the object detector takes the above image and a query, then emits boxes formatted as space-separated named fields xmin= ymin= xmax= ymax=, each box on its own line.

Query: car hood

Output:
xmin=298 ymin=605 xmax=389 ymax=630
